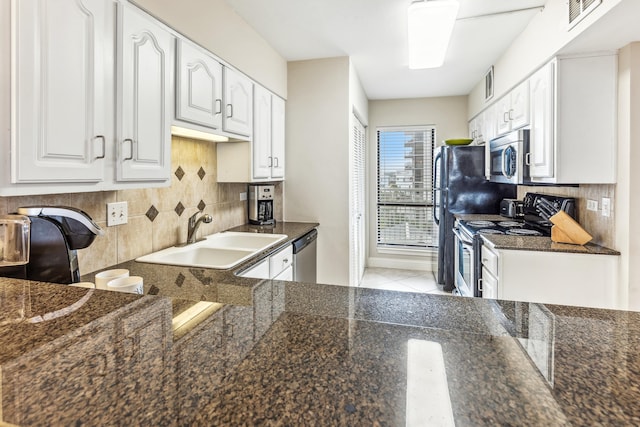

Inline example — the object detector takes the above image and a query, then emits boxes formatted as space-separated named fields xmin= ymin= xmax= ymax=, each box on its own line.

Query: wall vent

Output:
xmin=568 ymin=0 xmax=602 ymax=29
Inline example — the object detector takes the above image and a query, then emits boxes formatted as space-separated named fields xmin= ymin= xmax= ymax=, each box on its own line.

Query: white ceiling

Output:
xmin=223 ymin=0 xmax=547 ymax=100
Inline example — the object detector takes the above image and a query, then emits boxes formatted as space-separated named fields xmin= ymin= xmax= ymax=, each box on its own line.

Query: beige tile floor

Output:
xmin=359 ymin=268 xmax=450 ymax=295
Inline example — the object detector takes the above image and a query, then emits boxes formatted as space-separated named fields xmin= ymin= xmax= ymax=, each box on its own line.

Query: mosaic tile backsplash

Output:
xmin=0 ymin=136 xmax=283 ymax=275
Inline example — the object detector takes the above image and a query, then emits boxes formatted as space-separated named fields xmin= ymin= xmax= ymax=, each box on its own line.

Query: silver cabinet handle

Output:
xmin=525 ymin=152 xmax=531 ymax=166
xmin=94 ymin=135 xmax=106 ymax=160
xmin=508 ymin=109 xmax=514 ymax=120
xmin=215 ymin=99 xmax=222 ymax=115
xmin=274 ymin=157 xmax=279 ymax=168
xmin=226 ymin=104 xmax=233 ymax=118
xmin=122 ymin=138 xmax=134 ymax=161
xmin=268 ymin=156 xmax=273 ymax=167
xmin=478 ymin=278 xmax=483 ymax=292
xmin=503 ymin=111 xmax=510 ymax=123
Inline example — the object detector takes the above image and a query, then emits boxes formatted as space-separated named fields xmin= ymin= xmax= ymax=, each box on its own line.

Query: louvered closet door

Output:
xmin=350 ymin=115 xmax=366 ymax=287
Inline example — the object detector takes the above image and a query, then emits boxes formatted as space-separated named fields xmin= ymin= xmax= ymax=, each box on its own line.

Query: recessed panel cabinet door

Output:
xmin=11 ymin=0 xmax=112 ymax=183
xmin=271 ymin=95 xmax=286 ymax=179
xmin=223 ymin=67 xmax=253 ymax=136
xmin=529 ymin=61 xmax=555 ymax=179
xmin=252 ymin=85 xmax=272 ymax=179
xmin=175 ymin=39 xmax=223 ymax=129
xmin=118 ymin=5 xmax=172 ymax=181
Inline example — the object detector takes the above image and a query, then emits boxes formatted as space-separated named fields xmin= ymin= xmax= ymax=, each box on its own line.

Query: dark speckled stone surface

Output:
xmin=456 ymin=214 xmax=620 ymax=255
xmin=1 ymin=274 xmax=640 ymax=425
xmin=0 ymin=221 xmax=633 ymax=425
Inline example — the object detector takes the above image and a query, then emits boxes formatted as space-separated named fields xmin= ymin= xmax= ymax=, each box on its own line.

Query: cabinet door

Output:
xmin=495 ymin=95 xmax=512 ymax=135
xmin=175 ymin=39 xmax=223 ymax=130
xmin=529 ymin=61 xmax=555 ymax=179
xmin=223 ymin=68 xmax=253 ymax=136
xmin=481 ymin=267 xmax=498 ymax=299
xmin=510 ymin=80 xmax=530 ymax=129
xmin=271 ymin=96 xmax=286 ymax=179
xmin=11 ymin=0 xmax=111 ymax=183
xmin=118 ymin=5 xmax=173 ymax=181
xmin=252 ymin=85 xmax=272 ymax=179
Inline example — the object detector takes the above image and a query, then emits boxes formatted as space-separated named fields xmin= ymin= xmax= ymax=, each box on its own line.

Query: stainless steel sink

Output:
xmin=135 ymin=232 xmax=287 ymax=269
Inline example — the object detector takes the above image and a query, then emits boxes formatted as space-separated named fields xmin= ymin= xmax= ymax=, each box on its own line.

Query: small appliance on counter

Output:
xmin=499 ymin=198 xmax=524 ymax=219
xmin=248 ymin=184 xmax=275 ymax=225
xmin=0 ymin=215 xmax=31 ymax=278
xmin=0 ymin=206 xmax=103 ymax=284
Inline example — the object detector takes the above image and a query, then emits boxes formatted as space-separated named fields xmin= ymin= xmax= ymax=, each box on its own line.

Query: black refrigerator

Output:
xmin=432 ymin=145 xmax=516 ymax=291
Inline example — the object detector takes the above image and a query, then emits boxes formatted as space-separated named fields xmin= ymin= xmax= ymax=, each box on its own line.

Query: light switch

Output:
xmin=107 ymin=201 xmax=128 ymax=226
xmin=601 ymin=198 xmax=611 ymax=217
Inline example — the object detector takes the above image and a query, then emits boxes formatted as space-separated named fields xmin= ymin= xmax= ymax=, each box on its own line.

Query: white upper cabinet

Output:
xmin=252 ymin=85 xmax=273 ymax=179
xmin=528 ymin=60 xmax=555 ymax=179
xmin=175 ymin=39 xmax=223 ymax=130
xmin=217 ymin=86 xmax=285 ymax=183
xmin=271 ymin=96 xmax=286 ymax=179
xmin=527 ymin=53 xmax=617 ymax=184
xmin=496 ymin=80 xmax=529 ymax=135
xmin=223 ymin=68 xmax=253 ymax=136
xmin=117 ymin=4 xmax=173 ymax=181
xmin=10 ymin=0 xmax=112 ymax=183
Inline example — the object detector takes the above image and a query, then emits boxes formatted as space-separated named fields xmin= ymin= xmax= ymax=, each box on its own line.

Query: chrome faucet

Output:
xmin=186 ymin=211 xmax=213 ymax=244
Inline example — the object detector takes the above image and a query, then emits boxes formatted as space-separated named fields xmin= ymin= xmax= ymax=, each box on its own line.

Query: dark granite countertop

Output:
xmin=0 ymin=276 xmax=639 ymax=426
xmin=482 ymin=234 xmax=621 ymax=255
xmin=82 ymin=221 xmax=319 ymax=301
xmin=455 ymin=214 xmax=620 ymax=255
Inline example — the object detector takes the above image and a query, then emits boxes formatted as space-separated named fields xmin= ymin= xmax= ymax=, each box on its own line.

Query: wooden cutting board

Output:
xmin=549 ymin=211 xmax=592 ymax=245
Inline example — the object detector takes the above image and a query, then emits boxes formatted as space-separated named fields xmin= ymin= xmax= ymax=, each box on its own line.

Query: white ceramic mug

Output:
xmin=95 ymin=269 xmax=129 ymax=290
xmin=107 ymin=276 xmax=143 ymax=294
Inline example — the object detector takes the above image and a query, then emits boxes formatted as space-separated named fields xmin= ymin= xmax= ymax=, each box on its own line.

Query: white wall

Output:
xmin=130 ymin=0 xmax=287 ymax=97
xmin=467 ymin=0 xmax=623 ymax=118
xmin=285 ymin=57 xmax=351 ymax=286
xmin=616 ymin=43 xmax=640 ymax=310
xmin=367 ymin=96 xmax=468 ymax=269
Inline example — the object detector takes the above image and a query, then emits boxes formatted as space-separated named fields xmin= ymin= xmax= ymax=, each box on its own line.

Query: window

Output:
xmin=377 ymin=126 xmax=436 ymax=249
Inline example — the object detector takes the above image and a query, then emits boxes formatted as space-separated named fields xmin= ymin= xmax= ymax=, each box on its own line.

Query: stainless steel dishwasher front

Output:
xmin=292 ymin=229 xmax=317 ymax=283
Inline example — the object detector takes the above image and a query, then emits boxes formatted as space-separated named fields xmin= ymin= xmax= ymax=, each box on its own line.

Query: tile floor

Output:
xmin=359 ymin=268 xmax=450 ymax=295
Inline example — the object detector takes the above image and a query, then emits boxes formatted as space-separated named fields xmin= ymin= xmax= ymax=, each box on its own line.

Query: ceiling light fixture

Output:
xmin=407 ymin=0 xmax=460 ymax=69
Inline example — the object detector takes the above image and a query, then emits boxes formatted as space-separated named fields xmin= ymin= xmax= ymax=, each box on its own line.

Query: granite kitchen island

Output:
xmin=0 ymin=273 xmax=639 ymax=426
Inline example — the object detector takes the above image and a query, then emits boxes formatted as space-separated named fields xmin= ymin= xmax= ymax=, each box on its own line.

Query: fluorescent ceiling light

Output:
xmin=171 ymin=125 xmax=230 ymax=142
xmin=408 ymin=0 xmax=459 ymax=69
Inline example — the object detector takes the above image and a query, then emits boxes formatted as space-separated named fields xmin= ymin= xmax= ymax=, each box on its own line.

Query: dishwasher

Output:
xmin=292 ymin=229 xmax=317 ymax=283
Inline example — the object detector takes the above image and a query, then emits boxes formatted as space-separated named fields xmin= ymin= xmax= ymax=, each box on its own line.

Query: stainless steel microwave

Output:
xmin=488 ymin=129 xmax=529 ymax=185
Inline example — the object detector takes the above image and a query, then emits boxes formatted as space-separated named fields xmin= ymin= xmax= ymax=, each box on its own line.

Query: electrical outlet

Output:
xmin=107 ymin=201 xmax=128 ymax=226
xmin=240 ymin=192 xmax=247 ymax=201
xmin=586 ymin=199 xmax=598 ymax=212
xmin=601 ymin=197 xmax=611 ymax=217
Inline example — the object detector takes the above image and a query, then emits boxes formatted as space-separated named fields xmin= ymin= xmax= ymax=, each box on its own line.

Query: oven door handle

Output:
xmin=452 ymin=228 xmax=473 ymax=246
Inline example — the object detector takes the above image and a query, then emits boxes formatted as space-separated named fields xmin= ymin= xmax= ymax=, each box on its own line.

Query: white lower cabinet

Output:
xmin=239 ymin=244 xmax=293 ymax=281
xmin=481 ymin=242 xmax=621 ymax=310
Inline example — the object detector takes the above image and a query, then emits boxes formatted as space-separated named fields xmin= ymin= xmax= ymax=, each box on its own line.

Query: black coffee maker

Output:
xmin=2 ymin=206 xmax=104 ymax=284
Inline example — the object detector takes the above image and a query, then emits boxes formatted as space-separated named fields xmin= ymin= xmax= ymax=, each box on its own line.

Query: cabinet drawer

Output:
xmin=481 ymin=267 xmax=498 ymax=299
xmin=481 ymin=245 xmax=499 ymax=276
xmin=269 ymin=245 xmax=293 ymax=279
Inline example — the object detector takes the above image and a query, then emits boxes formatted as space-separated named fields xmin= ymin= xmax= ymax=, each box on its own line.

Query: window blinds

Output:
xmin=377 ymin=127 xmax=436 ymax=249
